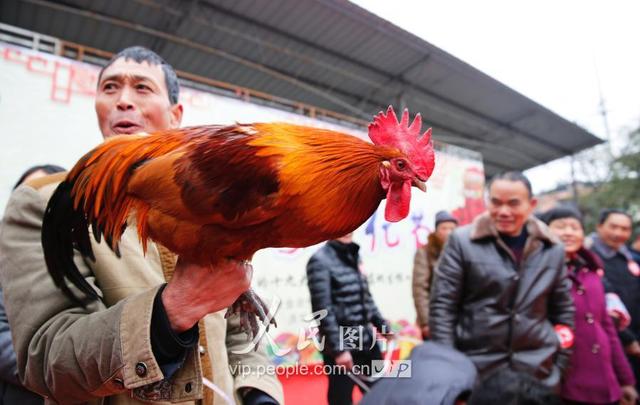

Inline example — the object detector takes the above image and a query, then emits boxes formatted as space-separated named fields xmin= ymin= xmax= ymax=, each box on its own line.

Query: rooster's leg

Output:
xmin=225 ymin=289 xmax=277 ymax=342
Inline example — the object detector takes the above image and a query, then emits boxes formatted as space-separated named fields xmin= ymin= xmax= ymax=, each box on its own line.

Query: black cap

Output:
xmin=435 ymin=211 xmax=458 ymax=228
xmin=541 ymin=205 xmax=583 ymax=228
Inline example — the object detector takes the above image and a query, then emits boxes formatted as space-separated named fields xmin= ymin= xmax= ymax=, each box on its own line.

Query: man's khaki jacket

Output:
xmin=411 ymin=232 xmax=445 ymax=328
xmin=0 ymin=174 xmax=284 ymax=405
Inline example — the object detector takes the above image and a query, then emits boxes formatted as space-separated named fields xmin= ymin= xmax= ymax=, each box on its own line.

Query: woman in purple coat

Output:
xmin=543 ymin=206 xmax=637 ymax=405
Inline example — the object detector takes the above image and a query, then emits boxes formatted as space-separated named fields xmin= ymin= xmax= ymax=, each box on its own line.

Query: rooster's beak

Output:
xmin=412 ymin=178 xmax=427 ymax=192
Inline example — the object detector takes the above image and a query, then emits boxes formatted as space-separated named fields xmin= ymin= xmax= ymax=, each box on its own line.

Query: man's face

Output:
xmin=597 ymin=213 xmax=632 ymax=251
xmin=95 ymin=58 xmax=182 ymax=138
xmin=435 ymin=221 xmax=457 ymax=241
xmin=488 ymin=179 xmax=536 ymax=236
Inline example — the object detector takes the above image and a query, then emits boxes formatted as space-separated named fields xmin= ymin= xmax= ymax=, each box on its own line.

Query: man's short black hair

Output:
xmin=488 ymin=171 xmax=533 ymax=199
xmin=13 ymin=164 xmax=66 ymax=190
xmin=97 ymin=46 xmax=179 ymax=105
xmin=598 ymin=208 xmax=632 ymax=225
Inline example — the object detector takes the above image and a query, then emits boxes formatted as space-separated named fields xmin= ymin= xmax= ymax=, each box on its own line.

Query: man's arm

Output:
xmin=306 ymin=254 xmax=342 ymax=355
xmin=429 ymin=232 xmax=464 ymax=345
xmin=1 ymin=181 xmax=257 ymax=403
xmin=0 ymin=185 xmax=173 ymax=402
xmin=620 ymin=329 xmax=639 ymax=350
xmin=411 ymin=247 xmax=430 ymax=328
xmin=0 ymin=287 xmax=19 ymax=385
xmin=601 ymin=277 xmax=638 ymax=349
xmin=547 ymin=252 xmax=574 ymax=327
xmin=547 ymin=247 xmax=575 ymax=373
xmin=601 ymin=295 xmax=636 ymax=387
xmin=363 ymin=277 xmax=389 ymax=334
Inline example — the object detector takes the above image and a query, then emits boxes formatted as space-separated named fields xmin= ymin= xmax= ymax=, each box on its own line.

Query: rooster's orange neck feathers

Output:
xmin=251 ymin=123 xmax=397 ymax=235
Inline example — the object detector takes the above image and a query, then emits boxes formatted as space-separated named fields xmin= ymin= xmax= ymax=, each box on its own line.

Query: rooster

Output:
xmin=43 ymin=106 xmax=435 ymax=336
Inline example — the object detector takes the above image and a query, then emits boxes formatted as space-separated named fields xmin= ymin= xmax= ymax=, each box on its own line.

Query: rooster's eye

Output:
xmin=396 ymin=160 xmax=406 ymax=170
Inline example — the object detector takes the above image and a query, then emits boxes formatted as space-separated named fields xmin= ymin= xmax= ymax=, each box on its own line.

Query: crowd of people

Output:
xmin=403 ymin=175 xmax=639 ymax=405
xmin=304 ymin=169 xmax=639 ymax=405
xmin=0 ymin=44 xmax=638 ymax=405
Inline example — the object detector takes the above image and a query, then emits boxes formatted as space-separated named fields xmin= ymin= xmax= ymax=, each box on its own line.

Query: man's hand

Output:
xmin=162 ymin=258 xmax=252 ymax=333
xmin=621 ymin=385 xmax=638 ymax=405
xmin=625 ymin=341 xmax=640 ymax=357
xmin=376 ymin=326 xmax=395 ymax=342
xmin=421 ymin=325 xmax=430 ymax=340
xmin=334 ymin=351 xmax=354 ymax=371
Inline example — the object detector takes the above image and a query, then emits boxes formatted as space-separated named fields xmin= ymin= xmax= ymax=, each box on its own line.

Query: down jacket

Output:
xmin=306 ymin=240 xmax=388 ymax=356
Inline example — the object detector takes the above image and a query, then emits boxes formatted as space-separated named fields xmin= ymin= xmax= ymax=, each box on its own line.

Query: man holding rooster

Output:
xmin=0 ymin=47 xmax=283 ymax=404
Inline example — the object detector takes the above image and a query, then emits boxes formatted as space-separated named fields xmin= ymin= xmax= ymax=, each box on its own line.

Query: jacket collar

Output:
xmin=470 ymin=212 xmax=557 ymax=245
xmin=327 ymin=240 xmax=360 ymax=268
xmin=427 ymin=232 xmax=445 ymax=259
xmin=589 ymin=232 xmax=633 ymax=260
xmin=568 ymin=246 xmax=603 ymax=272
xmin=327 ymin=240 xmax=360 ymax=256
xmin=470 ymin=213 xmax=557 ymax=265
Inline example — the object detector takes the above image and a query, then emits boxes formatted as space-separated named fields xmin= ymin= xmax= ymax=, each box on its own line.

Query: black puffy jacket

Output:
xmin=306 ymin=240 xmax=388 ymax=356
xmin=430 ymin=214 xmax=575 ymax=388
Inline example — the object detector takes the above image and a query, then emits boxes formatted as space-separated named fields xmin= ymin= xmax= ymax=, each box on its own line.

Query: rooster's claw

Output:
xmin=225 ymin=289 xmax=277 ymax=347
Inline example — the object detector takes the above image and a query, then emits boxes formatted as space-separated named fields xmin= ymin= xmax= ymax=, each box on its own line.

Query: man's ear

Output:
xmin=529 ymin=197 xmax=538 ymax=210
xmin=170 ymin=103 xmax=183 ymax=128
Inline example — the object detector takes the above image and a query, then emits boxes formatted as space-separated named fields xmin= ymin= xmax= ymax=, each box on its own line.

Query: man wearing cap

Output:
xmin=412 ymin=211 xmax=458 ymax=340
xmin=429 ymin=172 xmax=574 ymax=388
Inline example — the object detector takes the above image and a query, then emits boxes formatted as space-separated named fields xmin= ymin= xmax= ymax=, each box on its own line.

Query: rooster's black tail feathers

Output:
xmin=42 ymin=181 xmax=99 ymax=306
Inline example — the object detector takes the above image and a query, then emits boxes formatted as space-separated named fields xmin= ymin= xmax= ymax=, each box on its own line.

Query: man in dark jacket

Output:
xmin=306 ymin=233 xmax=389 ymax=405
xmin=429 ymin=171 xmax=574 ymax=389
xmin=590 ymin=209 xmax=640 ymax=391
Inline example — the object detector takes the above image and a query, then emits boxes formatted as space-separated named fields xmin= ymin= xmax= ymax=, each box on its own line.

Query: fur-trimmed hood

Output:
xmin=426 ymin=231 xmax=445 ymax=261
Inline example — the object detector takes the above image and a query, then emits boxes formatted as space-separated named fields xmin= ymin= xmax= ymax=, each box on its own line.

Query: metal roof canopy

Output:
xmin=0 ymin=0 xmax=602 ymax=176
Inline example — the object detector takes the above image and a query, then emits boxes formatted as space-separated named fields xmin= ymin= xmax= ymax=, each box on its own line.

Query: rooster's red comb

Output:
xmin=368 ymin=106 xmax=435 ymax=178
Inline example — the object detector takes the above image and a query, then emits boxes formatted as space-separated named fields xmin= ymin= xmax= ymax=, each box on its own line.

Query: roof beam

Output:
xmin=18 ymin=0 xmax=374 ymax=119
xmin=196 ymin=0 xmax=574 ymax=155
xmin=47 ymin=0 xmax=577 ymax=155
xmin=150 ymin=0 xmax=200 ymax=55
